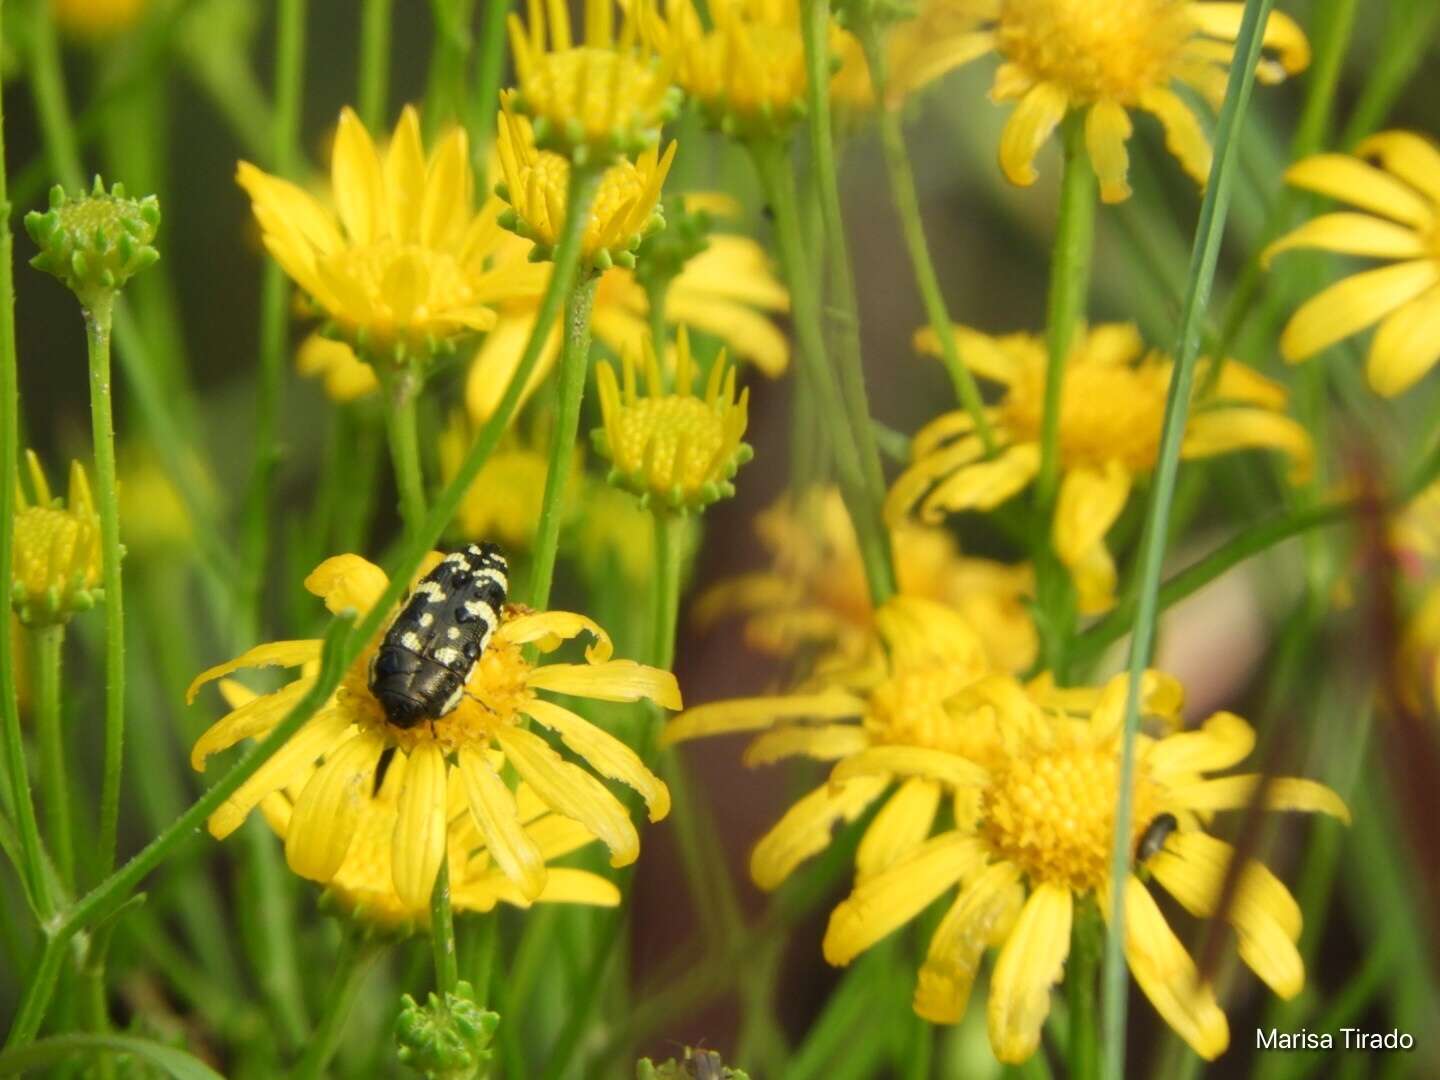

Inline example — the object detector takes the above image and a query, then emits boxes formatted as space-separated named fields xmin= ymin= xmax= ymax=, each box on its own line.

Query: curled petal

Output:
xmin=750 ymin=778 xmax=888 ymax=891
xmin=524 ymin=699 xmax=670 ymax=821
xmin=998 ymin=83 xmax=1069 ymax=188
xmin=187 ymin=640 xmax=321 ymax=704
xmin=304 ymin=554 xmax=390 ymax=617
xmin=915 ymin=861 xmax=1024 ymax=1023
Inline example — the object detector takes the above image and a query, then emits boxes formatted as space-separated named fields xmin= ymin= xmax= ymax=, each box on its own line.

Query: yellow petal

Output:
xmin=1280 ymin=260 xmax=1440 ymax=362
xmin=391 ymin=743 xmax=449 ymax=911
xmin=919 ymin=443 xmax=1041 ymax=522
xmin=1182 ymin=408 xmax=1313 ymax=483
xmin=495 ymin=725 xmax=639 ymax=867
xmin=742 ymin=724 xmax=870 ymax=767
xmin=823 ymin=833 xmax=984 ymax=966
xmin=384 ymin=106 xmax=426 ymax=242
xmin=499 ymin=609 xmax=613 ymax=662
xmin=524 ymin=698 xmax=670 ymax=821
xmin=1052 ymin=461 xmax=1130 ymax=616
xmin=458 ymin=747 xmax=548 ymax=901
xmin=303 ymin=554 xmax=390 ymax=617
xmin=465 ymin=314 xmax=562 ymax=423
xmin=913 ymin=324 xmax=1022 ymax=385
xmin=235 ymin=162 xmax=343 ymax=257
xmin=527 ymin=659 xmax=681 ymax=709
xmin=1189 ymin=3 xmax=1310 ymax=73
xmin=1137 ymin=87 xmax=1210 ymax=186
xmin=856 ymin=777 xmax=942 ymax=881
xmin=191 ymin=678 xmax=313 ymax=770
xmin=1282 ymin=154 xmax=1434 ymax=228
xmin=1145 ymin=711 xmax=1255 ymax=778
xmin=1085 ymin=100 xmax=1133 ymax=203
xmin=885 ymin=436 xmax=988 ymax=528
xmin=915 ymin=860 xmax=1025 ymax=1024
xmin=830 ymin=746 xmax=987 ymax=791
xmin=988 ymin=883 xmax=1072 ymax=1064
xmin=420 ymin=126 xmax=471 ymax=249
xmin=187 ymin=640 xmax=321 ymax=704
xmin=893 ymin=31 xmax=995 ymax=104
xmin=1261 ymin=212 xmax=1427 ymax=267
xmin=533 ymin=867 xmax=621 ymax=906
xmin=285 ymin=731 xmax=383 ymax=882
xmin=1357 ymin=131 xmax=1440 ymax=203
xmin=750 ymin=777 xmax=888 ymax=891
xmin=1106 ymin=875 xmax=1229 ymax=1060
xmin=1166 ymin=775 xmax=1351 ymax=823
xmin=998 ymin=82 xmax=1069 ymax=188
xmin=1366 ymin=288 xmax=1440 ymax=396
xmin=662 ymin=689 xmax=865 ymax=747
xmin=331 ymin=107 xmax=386 ymax=244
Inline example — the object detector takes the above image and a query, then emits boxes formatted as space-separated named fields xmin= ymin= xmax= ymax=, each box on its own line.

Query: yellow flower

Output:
xmin=1264 ymin=132 xmax=1440 ymax=397
xmin=11 ymin=451 xmax=102 ymax=627
xmin=231 ymin=681 xmax=620 ymax=927
xmin=189 ymin=553 xmax=678 ymax=911
xmin=694 ymin=487 xmax=1037 ymax=673
xmin=495 ymin=96 xmax=676 ymax=271
xmin=466 ymin=225 xmax=789 ymax=422
xmin=296 ymin=333 xmax=380 ymax=402
xmin=237 ymin=106 xmax=541 ymax=365
xmin=117 ymin=446 xmax=194 ymax=557
xmin=664 ymin=596 xmax=996 ymax=891
xmin=593 ymin=328 xmax=752 ymax=511
xmin=508 ymin=0 xmax=678 ymax=162
xmin=883 ymin=0 xmax=1308 ymax=202
xmin=888 ymin=323 xmax=1312 ymax=614
xmin=820 ymin=670 xmax=1348 ymax=1063
xmin=438 ymin=413 xmax=582 ymax=551
xmin=52 ymin=0 xmax=146 ymax=37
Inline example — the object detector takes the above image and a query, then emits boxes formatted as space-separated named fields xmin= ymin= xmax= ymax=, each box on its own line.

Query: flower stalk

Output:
xmin=292 ymin=928 xmax=381 ymax=1079
xmin=31 ymin=624 xmax=74 ymax=892
xmin=381 ymin=366 xmax=430 ymax=539
xmin=431 ymin=861 xmax=460 ymax=994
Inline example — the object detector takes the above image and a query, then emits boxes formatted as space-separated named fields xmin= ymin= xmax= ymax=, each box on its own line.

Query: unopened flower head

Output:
xmin=190 ymin=553 xmax=678 ymax=913
xmin=237 ymin=106 xmax=541 ymax=367
xmin=507 ymin=0 xmax=679 ymax=164
xmin=878 ymin=0 xmax=1308 ymax=202
xmin=818 ymin=670 xmax=1349 ymax=1064
xmin=1264 ymin=131 xmax=1440 ymax=397
xmin=25 ymin=177 xmax=160 ymax=306
xmin=11 ymin=452 xmax=103 ymax=627
xmin=395 ymin=982 xmax=498 ymax=1077
xmin=495 ymin=96 xmax=676 ymax=272
xmin=888 ymin=323 xmax=1313 ymax=613
xmin=593 ymin=327 xmax=752 ymax=512
xmin=296 ymin=333 xmax=379 ymax=402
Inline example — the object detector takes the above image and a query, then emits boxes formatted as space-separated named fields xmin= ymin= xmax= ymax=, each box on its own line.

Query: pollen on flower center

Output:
xmin=613 ymin=397 xmax=725 ymax=483
xmin=320 ymin=242 xmax=473 ymax=322
xmin=996 ymin=0 xmax=1193 ymax=103
xmin=1004 ymin=363 xmax=1167 ymax=469
xmin=982 ymin=742 xmax=1156 ymax=892
xmin=868 ymin=668 xmax=982 ymax=756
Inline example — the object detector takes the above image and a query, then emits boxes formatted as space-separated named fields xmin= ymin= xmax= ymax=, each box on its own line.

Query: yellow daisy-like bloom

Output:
xmin=593 ymin=328 xmax=752 ymax=512
xmin=11 ymin=451 xmax=103 ymax=628
xmin=665 ymin=596 xmax=998 ymax=892
xmin=495 ymin=97 xmax=676 ymax=272
xmin=820 ymin=670 xmax=1349 ymax=1063
xmin=886 ymin=0 xmax=1308 ymax=202
xmin=508 ymin=0 xmax=678 ymax=162
xmin=888 ymin=323 xmax=1313 ymax=614
xmin=466 ymin=224 xmax=789 ymax=422
xmin=1264 ymin=132 xmax=1440 ymax=397
xmin=231 ymin=681 xmax=620 ymax=927
xmin=189 ymin=553 xmax=678 ymax=911
xmin=438 ymin=413 xmax=582 ymax=551
xmin=52 ymin=0 xmax=145 ymax=37
xmin=237 ymin=106 xmax=541 ymax=365
xmin=296 ymin=332 xmax=380 ymax=402
xmin=695 ymin=487 xmax=1037 ymax=674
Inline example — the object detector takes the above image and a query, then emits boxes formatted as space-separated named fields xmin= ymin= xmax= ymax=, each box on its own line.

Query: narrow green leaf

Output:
xmin=0 ymin=1034 xmax=225 ymax=1079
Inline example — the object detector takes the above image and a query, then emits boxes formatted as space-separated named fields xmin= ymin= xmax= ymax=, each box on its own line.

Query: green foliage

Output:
xmin=637 ymin=1046 xmax=752 ymax=1080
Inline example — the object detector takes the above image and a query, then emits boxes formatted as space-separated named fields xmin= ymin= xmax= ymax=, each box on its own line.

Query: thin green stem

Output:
xmin=525 ymin=175 xmax=602 ymax=608
xmin=1068 ymin=903 xmax=1100 ymax=1080
xmin=856 ymin=18 xmax=995 ymax=454
xmin=359 ymin=0 xmax=394 ymax=130
xmin=31 ymin=625 xmax=74 ymax=892
xmin=85 ymin=291 xmax=126 ymax=880
xmin=749 ymin=137 xmax=896 ymax=605
xmin=291 ymin=932 xmax=381 ymax=1079
xmin=430 ymin=861 xmax=460 ymax=994
xmin=645 ymin=276 xmax=669 ymax=361
xmin=425 ymin=0 xmax=476 ymax=137
xmin=799 ymin=0 xmax=886 ymax=504
xmin=463 ymin=916 xmax=498 ymax=1008
xmin=650 ymin=512 xmax=683 ymax=672
xmin=1100 ymin=5 xmax=1276 ymax=1079
xmin=382 ymin=367 xmax=429 ymax=537
xmin=472 ymin=0 xmax=511 ymax=187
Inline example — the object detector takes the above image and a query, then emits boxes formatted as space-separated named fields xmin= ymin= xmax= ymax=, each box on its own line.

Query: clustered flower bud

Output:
xmin=24 ymin=177 xmax=160 ymax=307
xmin=394 ymin=981 xmax=499 ymax=1080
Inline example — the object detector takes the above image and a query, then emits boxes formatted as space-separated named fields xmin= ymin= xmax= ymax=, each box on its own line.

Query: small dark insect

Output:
xmin=368 ymin=542 xmax=508 ymax=729
xmin=1135 ymin=812 xmax=1178 ymax=864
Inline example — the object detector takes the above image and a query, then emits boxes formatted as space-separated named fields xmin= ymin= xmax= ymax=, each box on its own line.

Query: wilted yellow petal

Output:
xmin=527 ymin=659 xmax=681 ymax=709
xmin=524 ymin=698 xmax=670 ymax=821
xmin=458 ymin=748 xmax=548 ymax=901
xmin=187 ymin=641 xmax=321 ymax=704
xmin=856 ymin=777 xmax=942 ymax=881
xmin=750 ymin=777 xmax=888 ymax=891
xmin=662 ymin=689 xmax=865 ymax=746
xmin=303 ymin=554 xmax=390 ymax=617
xmin=988 ymin=883 xmax=1072 ymax=1064
xmin=914 ymin=860 xmax=1024 ymax=1024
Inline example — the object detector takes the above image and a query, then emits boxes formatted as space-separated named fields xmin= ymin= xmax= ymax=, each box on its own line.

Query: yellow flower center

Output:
xmin=996 ymin=0 xmax=1193 ymax=103
xmin=868 ymin=667 xmax=988 ymax=757
xmin=319 ymin=241 xmax=474 ymax=328
xmin=1004 ymin=361 xmax=1168 ymax=471
xmin=693 ymin=25 xmax=806 ymax=114
xmin=982 ymin=740 xmax=1157 ymax=892
xmin=514 ymin=150 xmax=651 ymax=256
xmin=527 ymin=49 xmax=665 ymax=138
xmin=12 ymin=504 xmax=101 ymax=623
xmin=612 ymin=397 xmax=727 ymax=489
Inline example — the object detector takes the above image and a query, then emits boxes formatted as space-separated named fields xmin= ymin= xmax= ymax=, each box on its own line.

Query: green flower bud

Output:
xmin=24 ymin=176 xmax=160 ymax=307
xmin=395 ymin=981 xmax=499 ymax=1080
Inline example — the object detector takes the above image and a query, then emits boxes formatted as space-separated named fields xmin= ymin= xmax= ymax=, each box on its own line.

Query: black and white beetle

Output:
xmin=368 ymin=542 xmax=508 ymax=729
xmin=1135 ymin=812 xmax=1178 ymax=865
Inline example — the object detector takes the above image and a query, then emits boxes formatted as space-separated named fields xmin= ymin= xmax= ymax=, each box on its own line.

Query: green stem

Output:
xmin=32 ymin=625 xmax=74 ymax=892
xmin=749 ymin=137 xmax=896 ymax=605
xmin=799 ymin=0 xmax=886 ymax=504
xmin=291 ymin=932 xmax=381 ymax=1079
xmin=382 ymin=367 xmax=429 ymax=537
xmin=1068 ymin=904 xmax=1100 ymax=1080
xmin=856 ymin=18 xmax=995 ymax=454
xmin=4 ymin=79 xmax=597 ymax=1047
xmin=359 ymin=0 xmax=394 ymax=130
xmin=650 ymin=511 xmax=683 ymax=671
xmin=645 ymin=275 xmax=669 ymax=360
xmin=1100 ymin=5 xmax=1276 ymax=1079
xmin=425 ymin=0 xmax=476 ymax=138
xmin=462 ymin=915 xmax=498 ymax=1008
xmin=430 ymin=861 xmax=459 ymax=994
xmin=472 ymin=0 xmax=511 ymax=188
xmin=525 ymin=178 xmax=602 ymax=609
xmin=86 ymin=291 xmax=126 ymax=881
xmin=0 ymin=36 xmax=49 ymax=921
